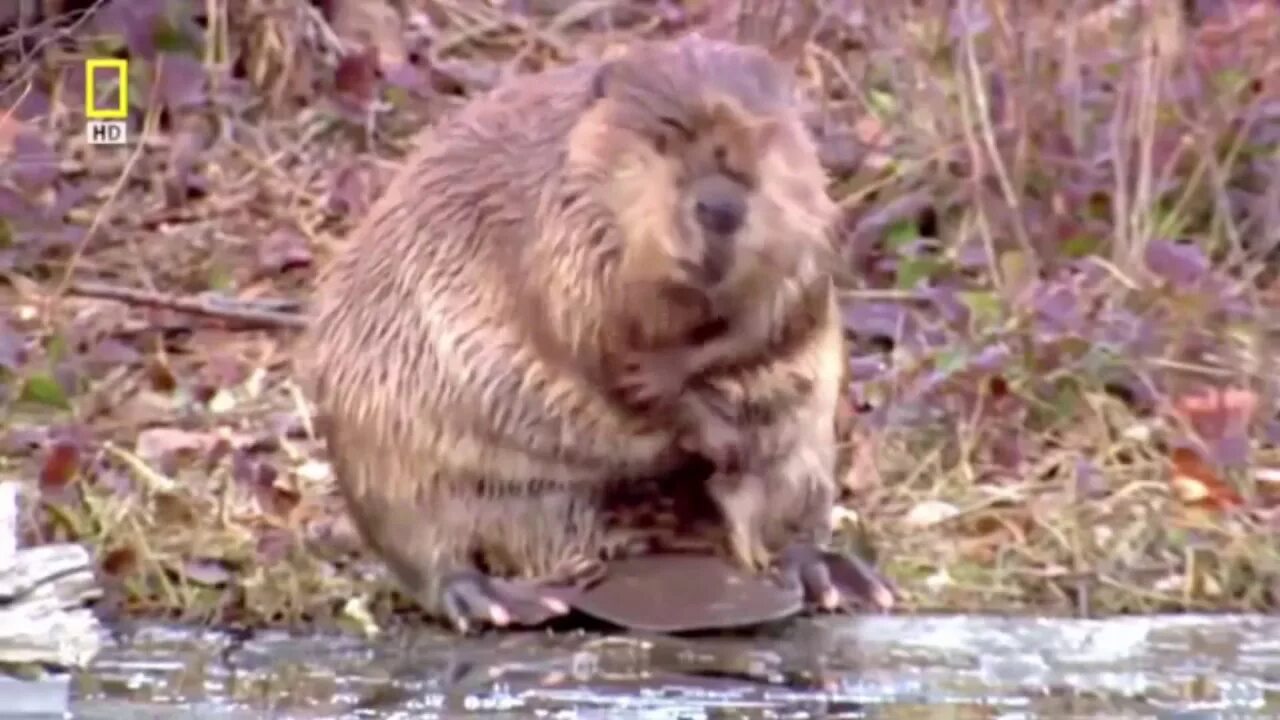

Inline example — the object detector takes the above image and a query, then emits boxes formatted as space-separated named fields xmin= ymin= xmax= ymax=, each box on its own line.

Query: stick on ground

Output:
xmin=67 ymin=280 xmax=309 ymax=330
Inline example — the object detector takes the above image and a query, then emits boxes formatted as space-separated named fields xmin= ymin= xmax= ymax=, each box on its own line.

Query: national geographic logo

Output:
xmin=84 ymin=58 xmax=128 ymax=145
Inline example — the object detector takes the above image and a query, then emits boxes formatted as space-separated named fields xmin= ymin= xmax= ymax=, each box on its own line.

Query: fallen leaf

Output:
xmin=86 ymin=337 xmax=142 ymax=369
xmin=100 ymin=546 xmax=138 ymax=576
xmin=20 ymin=372 xmax=70 ymax=409
xmin=10 ymin=132 xmax=58 ymax=188
xmin=39 ymin=441 xmax=81 ymax=493
xmin=207 ymin=388 xmax=237 ymax=414
xmin=903 ymin=500 xmax=961 ymax=528
xmin=294 ymin=459 xmax=332 ymax=483
xmin=146 ymin=357 xmax=179 ymax=393
xmin=853 ymin=113 xmax=890 ymax=148
xmin=0 ymin=426 xmax=44 ymax=456
xmin=155 ymin=51 xmax=207 ymax=110
xmin=1168 ymin=445 xmax=1243 ymax=509
xmin=1152 ymin=574 xmax=1183 ymax=594
xmin=830 ymin=505 xmax=861 ymax=532
xmin=924 ymin=568 xmax=953 ymax=592
xmin=328 ymin=0 xmax=408 ymax=66
xmin=258 ymin=227 xmax=313 ymax=274
xmin=328 ymin=162 xmax=373 ymax=216
xmin=0 ymin=318 xmax=24 ymax=371
xmin=153 ymin=492 xmax=196 ymax=525
xmin=0 ymin=110 xmax=22 ymax=154
xmin=1075 ymin=457 xmax=1108 ymax=498
xmin=259 ymin=484 xmax=302 ymax=520
xmin=1256 ymin=467 xmax=1280 ymax=506
xmin=334 ymin=46 xmax=380 ymax=108
xmin=1173 ymin=386 xmax=1257 ymax=468
xmin=183 ymin=558 xmax=233 ymax=586
xmin=1145 ymin=239 xmax=1210 ymax=288
xmin=255 ymin=528 xmax=294 ymax=566
xmin=135 ymin=427 xmax=215 ymax=466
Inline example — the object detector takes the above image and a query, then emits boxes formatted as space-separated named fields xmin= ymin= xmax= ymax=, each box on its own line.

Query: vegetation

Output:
xmin=1 ymin=0 xmax=1278 ymax=632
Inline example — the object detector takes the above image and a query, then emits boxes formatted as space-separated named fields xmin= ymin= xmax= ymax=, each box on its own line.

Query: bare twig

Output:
xmin=67 ymin=280 xmax=309 ymax=330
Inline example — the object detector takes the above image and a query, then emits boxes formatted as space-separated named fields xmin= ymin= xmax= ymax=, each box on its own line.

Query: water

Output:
xmin=45 ymin=614 xmax=1280 ymax=718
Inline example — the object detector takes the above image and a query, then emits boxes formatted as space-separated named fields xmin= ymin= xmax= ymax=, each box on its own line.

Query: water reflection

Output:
xmin=68 ymin=614 xmax=1280 ymax=718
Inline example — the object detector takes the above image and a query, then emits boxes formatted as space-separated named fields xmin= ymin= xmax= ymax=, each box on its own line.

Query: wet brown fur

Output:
xmin=586 ymin=37 xmax=845 ymax=571
xmin=297 ymin=34 xmax=843 ymax=620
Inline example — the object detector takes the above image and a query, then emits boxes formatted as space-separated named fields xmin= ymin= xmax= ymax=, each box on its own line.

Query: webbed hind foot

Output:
xmin=439 ymin=569 xmax=574 ymax=634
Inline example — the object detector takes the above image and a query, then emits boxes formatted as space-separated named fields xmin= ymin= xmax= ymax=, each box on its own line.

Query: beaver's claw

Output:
xmin=614 ymin=348 xmax=691 ymax=411
xmin=439 ymin=569 xmax=573 ymax=633
xmin=772 ymin=542 xmax=896 ymax=613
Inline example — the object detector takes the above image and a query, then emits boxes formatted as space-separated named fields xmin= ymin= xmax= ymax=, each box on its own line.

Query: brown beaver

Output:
xmin=591 ymin=48 xmax=848 ymax=583
xmin=298 ymin=32 xmax=889 ymax=633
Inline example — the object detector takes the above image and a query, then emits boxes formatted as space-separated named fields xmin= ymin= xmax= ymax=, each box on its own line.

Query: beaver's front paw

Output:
xmin=679 ymin=411 xmax=745 ymax=473
xmin=613 ymin=348 xmax=691 ymax=411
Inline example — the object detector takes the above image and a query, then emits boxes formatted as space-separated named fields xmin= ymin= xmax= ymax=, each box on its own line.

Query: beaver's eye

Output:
xmin=658 ymin=116 xmax=691 ymax=137
xmin=653 ymin=116 xmax=692 ymax=154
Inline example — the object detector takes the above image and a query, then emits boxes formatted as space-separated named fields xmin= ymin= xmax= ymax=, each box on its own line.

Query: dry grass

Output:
xmin=1 ymin=0 xmax=1278 ymax=631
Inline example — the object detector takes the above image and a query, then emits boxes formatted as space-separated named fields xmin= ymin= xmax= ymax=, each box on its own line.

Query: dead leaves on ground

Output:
xmin=1166 ymin=386 xmax=1274 ymax=513
xmin=5 ymin=0 xmax=1280 ymax=623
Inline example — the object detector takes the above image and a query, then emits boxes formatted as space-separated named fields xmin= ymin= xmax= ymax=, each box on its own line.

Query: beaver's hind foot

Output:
xmin=439 ymin=569 xmax=574 ymax=633
xmin=771 ymin=542 xmax=896 ymax=613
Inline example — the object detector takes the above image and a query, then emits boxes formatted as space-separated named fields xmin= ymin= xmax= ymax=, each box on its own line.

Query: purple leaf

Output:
xmin=848 ymin=354 xmax=887 ymax=381
xmin=256 ymin=529 xmax=294 ymax=566
xmin=11 ymin=133 xmax=58 ymax=188
xmin=0 ymin=319 xmax=25 ymax=371
xmin=1033 ymin=282 xmax=1082 ymax=333
xmin=1075 ymin=457 xmax=1108 ymax=498
xmin=328 ymin=164 xmax=371 ymax=216
xmin=970 ymin=342 xmax=1012 ymax=372
xmin=1099 ymin=309 xmax=1163 ymax=355
xmin=86 ymin=338 xmax=142 ymax=368
xmin=93 ymin=0 xmax=167 ymax=59
xmin=155 ymin=52 xmax=207 ymax=110
xmin=1264 ymin=419 xmax=1280 ymax=447
xmin=922 ymin=328 xmax=949 ymax=348
xmin=655 ymin=0 xmax=689 ymax=28
xmin=183 ymin=558 xmax=233 ymax=587
xmin=0 ymin=186 xmax=35 ymax=218
xmin=0 ymin=426 xmax=45 ymax=456
xmin=841 ymin=301 xmax=912 ymax=339
xmin=1211 ymin=433 xmax=1251 ymax=470
xmin=382 ymin=62 xmax=428 ymax=94
xmin=925 ymin=287 xmax=970 ymax=327
xmin=954 ymin=242 xmax=988 ymax=269
xmin=19 ymin=223 xmax=86 ymax=248
xmin=0 ymin=89 xmax=51 ymax=122
xmin=1144 ymin=239 xmax=1209 ymax=288
xmin=48 ymin=183 xmax=96 ymax=219
xmin=258 ymin=228 xmax=313 ymax=274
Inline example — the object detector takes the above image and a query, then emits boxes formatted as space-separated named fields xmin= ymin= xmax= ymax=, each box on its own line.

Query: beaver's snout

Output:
xmin=693 ymin=176 xmax=747 ymax=236
xmin=689 ymin=174 xmax=748 ymax=285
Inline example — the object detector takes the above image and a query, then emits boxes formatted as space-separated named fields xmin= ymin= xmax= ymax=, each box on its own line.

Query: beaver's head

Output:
xmin=568 ymin=35 xmax=837 ymax=295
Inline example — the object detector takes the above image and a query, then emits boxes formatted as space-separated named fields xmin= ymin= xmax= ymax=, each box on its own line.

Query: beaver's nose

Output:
xmin=693 ymin=182 xmax=746 ymax=236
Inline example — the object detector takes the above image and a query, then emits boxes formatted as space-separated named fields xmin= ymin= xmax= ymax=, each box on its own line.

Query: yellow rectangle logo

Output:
xmin=85 ymin=59 xmax=128 ymax=120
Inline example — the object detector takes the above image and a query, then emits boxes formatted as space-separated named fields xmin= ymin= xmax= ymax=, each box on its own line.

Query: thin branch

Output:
xmin=67 ymin=281 xmax=309 ymax=330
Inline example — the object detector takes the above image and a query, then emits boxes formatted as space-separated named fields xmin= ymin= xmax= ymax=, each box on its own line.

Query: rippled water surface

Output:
xmin=47 ymin=614 xmax=1280 ymax=718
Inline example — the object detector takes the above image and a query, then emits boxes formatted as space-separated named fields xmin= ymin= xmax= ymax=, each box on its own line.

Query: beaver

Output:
xmin=581 ymin=34 xmax=861 ymax=589
xmin=299 ymin=33 xmax=890 ymax=633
